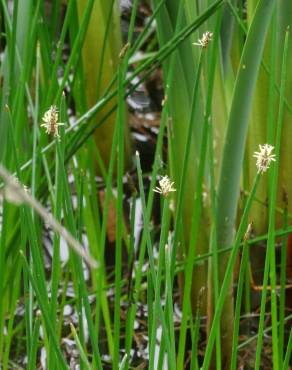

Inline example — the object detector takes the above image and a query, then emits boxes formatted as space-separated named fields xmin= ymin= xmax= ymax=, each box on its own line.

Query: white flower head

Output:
xmin=41 ymin=105 xmax=64 ymax=138
xmin=193 ymin=31 xmax=213 ymax=48
xmin=154 ymin=176 xmax=176 ymax=197
xmin=253 ymin=144 xmax=276 ymax=173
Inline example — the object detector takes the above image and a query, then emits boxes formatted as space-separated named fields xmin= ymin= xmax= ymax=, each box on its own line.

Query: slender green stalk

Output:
xmin=265 ymin=28 xmax=289 ymax=370
xmin=279 ymin=206 xmax=288 ymax=364
xmin=164 ymin=244 xmax=176 ymax=368
xmin=169 ymin=51 xmax=203 ymax=277
xmin=254 ymin=244 xmax=271 ymax=369
xmin=113 ymin=55 xmax=126 ymax=370
xmin=283 ymin=326 xmax=292 ymax=370
xmin=149 ymin=199 xmax=173 ymax=370
xmin=70 ymin=323 xmax=91 ymax=370
xmin=189 ymin=289 xmax=204 ymax=370
xmin=203 ymin=174 xmax=261 ymax=370
xmin=49 ymin=96 xmax=66 ymax=369
xmin=176 ymin=17 xmax=222 ymax=361
xmin=28 ymin=317 xmax=41 ymax=370
xmin=135 ymin=153 xmax=173 ymax=363
xmin=230 ymin=238 xmax=250 ymax=370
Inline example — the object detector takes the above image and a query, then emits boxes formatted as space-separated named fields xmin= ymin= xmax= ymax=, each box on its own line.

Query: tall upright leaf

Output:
xmin=215 ymin=0 xmax=275 ymax=366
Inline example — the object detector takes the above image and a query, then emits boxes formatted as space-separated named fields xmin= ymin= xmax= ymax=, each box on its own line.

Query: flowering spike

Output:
xmin=193 ymin=31 xmax=213 ymax=49
xmin=253 ymin=144 xmax=276 ymax=173
xmin=154 ymin=176 xmax=176 ymax=197
xmin=41 ymin=105 xmax=64 ymax=138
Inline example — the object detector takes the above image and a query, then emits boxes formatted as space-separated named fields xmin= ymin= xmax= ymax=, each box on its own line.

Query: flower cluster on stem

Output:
xmin=41 ymin=105 xmax=64 ymax=138
xmin=154 ymin=176 xmax=176 ymax=198
xmin=253 ymin=144 xmax=276 ymax=174
xmin=193 ymin=31 xmax=213 ymax=48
